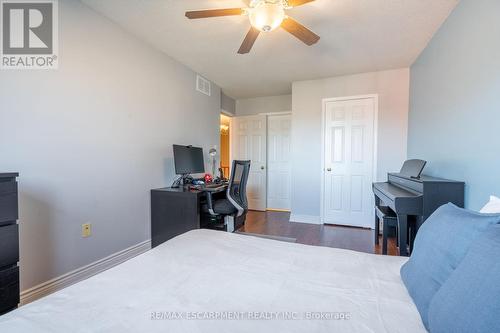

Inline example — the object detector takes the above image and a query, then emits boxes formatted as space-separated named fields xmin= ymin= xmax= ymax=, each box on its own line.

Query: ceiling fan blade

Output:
xmin=288 ymin=0 xmax=315 ymax=7
xmin=238 ymin=27 xmax=260 ymax=54
xmin=281 ymin=17 xmax=320 ymax=46
xmin=185 ymin=8 xmax=244 ymax=19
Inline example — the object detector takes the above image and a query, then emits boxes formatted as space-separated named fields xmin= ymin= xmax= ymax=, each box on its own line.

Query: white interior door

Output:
xmin=267 ymin=115 xmax=292 ymax=211
xmin=231 ymin=115 xmax=267 ymax=211
xmin=322 ymin=97 xmax=376 ymax=228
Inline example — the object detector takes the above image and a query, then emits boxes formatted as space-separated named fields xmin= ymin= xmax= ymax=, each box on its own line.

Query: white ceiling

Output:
xmin=81 ymin=0 xmax=458 ymax=99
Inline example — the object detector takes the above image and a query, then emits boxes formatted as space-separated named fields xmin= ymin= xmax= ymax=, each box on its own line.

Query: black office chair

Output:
xmin=205 ymin=160 xmax=251 ymax=232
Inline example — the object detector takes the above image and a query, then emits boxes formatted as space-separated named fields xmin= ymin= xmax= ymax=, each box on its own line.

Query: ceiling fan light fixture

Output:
xmin=185 ymin=0 xmax=320 ymax=54
xmin=249 ymin=2 xmax=285 ymax=32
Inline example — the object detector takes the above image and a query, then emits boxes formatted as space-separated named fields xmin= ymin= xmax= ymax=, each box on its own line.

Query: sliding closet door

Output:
xmin=267 ymin=115 xmax=292 ymax=211
xmin=231 ymin=115 xmax=267 ymax=211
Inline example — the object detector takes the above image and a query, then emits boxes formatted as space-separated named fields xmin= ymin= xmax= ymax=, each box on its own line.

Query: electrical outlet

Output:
xmin=82 ymin=223 xmax=92 ymax=238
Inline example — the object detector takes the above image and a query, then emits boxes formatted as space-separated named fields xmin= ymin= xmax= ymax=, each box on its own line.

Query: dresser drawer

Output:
xmin=0 ymin=180 xmax=17 ymax=196
xmin=0 ymin=224 xmax=19 ymax=268
xmin=0 ymin=181 xmax=18 ymax=225
xmin=0 ymin=266 xmax=19 ymax=314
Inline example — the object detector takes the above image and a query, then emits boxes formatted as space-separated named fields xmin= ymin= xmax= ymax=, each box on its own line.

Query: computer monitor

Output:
xmin=173 ymin=145 xmax=205 ymax=175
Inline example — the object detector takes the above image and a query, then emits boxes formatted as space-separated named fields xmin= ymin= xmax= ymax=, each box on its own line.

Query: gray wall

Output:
xmin=291 ymin=69 xmax=410 ymax=220
xmin=221 ymin=92 xmax=235 ymax=115
xmin=0 ymin=0 xmax=221 ymax=290
xmin=408 ymin=0 xmax=500 ymax=210
xmin=236 ymin=95 xmax=292 ymax=116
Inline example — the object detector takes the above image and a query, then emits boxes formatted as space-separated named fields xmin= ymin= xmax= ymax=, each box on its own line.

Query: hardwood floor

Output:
xmin=239 ymin=210 xmax=399 ymax=256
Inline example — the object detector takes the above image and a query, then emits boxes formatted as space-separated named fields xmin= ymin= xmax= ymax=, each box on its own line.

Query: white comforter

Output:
xmin=0 ymin=230 xmax=426 ymax=333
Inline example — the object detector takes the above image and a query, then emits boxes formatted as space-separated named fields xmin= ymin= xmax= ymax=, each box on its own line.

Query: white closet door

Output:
xmin=231 ymin=115 xmax=267 ymax=211
xmin=267 ymin=115 xmax=292 ymax=211
xmin=323 ymin=97 xmax=376 ymax=228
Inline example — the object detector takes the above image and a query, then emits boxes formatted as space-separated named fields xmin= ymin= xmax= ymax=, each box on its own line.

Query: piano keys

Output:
xmin=373 ymin=160 xmax=465 ymax=256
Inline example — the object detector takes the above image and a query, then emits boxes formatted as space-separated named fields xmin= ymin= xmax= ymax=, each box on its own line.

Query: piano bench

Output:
xmin=375 ymin=206 xmax=398 ymax=255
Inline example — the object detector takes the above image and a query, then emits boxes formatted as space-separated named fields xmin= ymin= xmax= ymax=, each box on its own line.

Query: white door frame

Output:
xmin=320 ymin=94 xmax=379 ymax=227
xmin=220 ymin=112 xmax=233 ymax=178
xmin=259 ymin=111 xmax=292 ymax=116
xmin=221 ymin=109 xmax=234 ymax=117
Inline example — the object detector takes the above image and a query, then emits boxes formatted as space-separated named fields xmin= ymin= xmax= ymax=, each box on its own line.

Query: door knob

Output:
xmin=326 ymin=168 xmax=332 ymax=172
xmin=261 ymin=166 xmax=265 ymax=170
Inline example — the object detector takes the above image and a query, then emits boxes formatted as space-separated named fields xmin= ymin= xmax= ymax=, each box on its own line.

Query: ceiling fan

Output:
xmin=185 ymin=0 xmax=320 ymax=54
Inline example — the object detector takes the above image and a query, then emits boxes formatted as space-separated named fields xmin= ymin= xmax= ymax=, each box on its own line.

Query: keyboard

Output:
xmin=205 ymin=183 xmax=227 ymax=189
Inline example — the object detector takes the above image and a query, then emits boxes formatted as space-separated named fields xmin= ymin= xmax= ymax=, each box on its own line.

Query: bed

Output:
xmin=0 ymin=229 xmax=426 ymax=332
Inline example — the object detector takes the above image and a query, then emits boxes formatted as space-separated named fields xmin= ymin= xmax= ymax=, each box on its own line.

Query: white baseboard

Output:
xmin=289 ymin=214 xmax=323 ymax=225
xmin=20 ymin=239 xmax=151 ymax=306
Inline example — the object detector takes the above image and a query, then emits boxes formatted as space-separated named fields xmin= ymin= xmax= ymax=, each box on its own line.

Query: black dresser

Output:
xmin=0 ymin=173 xmax=19 ymax=315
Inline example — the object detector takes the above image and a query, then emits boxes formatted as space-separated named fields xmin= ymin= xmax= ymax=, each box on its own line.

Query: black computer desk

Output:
xmin=150 ymin=185 xmax=227 ymax=248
